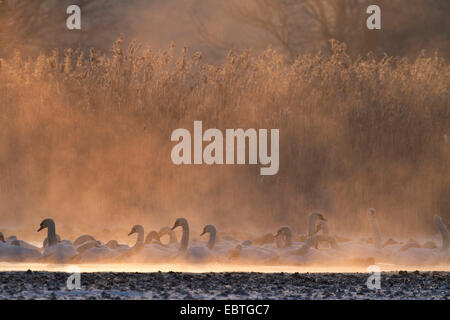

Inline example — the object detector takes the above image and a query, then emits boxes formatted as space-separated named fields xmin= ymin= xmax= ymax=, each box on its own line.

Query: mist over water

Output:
xmin=0 ymin=1 xmax=449 ymax=248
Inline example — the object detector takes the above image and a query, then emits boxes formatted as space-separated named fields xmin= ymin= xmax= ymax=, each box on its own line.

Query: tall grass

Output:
xmin=0 ymin=39 xmax=448 ymax=237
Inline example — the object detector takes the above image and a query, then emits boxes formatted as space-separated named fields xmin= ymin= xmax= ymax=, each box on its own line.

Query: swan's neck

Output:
xmin=136 ymin=230 xmax=144 ymax=247
xmin=169 ymin=230 xmax=178 ymax=244
xmin=368 ymin=215 xmax=382 ymax=249
xmin=321 ymin=223 xmax=329 ymax=235
xmin=180 ymin=223 xmax=189 ymax=252
xmin=275 ymin=235 xmax=283 ymax=248
xmin=207 ymin=229 xmax=216 ymax=250
xmin=308 ymin=215 xmax=318 ymax=237
xmin=284 ymin=232 xmax=292 ymax=248
xmin=47 ymin=222 xmax=58 ymax=246
xmin=435 ymin=217 xmax=449 ymax=250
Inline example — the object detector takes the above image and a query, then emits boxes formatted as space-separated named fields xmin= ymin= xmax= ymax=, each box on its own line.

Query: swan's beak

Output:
xmin=320 ymin=217 xmax=327 ymax=222
xmin=171 ymin=224 xmax=177 ymax=230
xmin=128 ymin=231 xmax=134 ymax=236
xmin=200 ymin=231 xmax=206 ymax=236
xmin=37 ymin=226 xmax=44 ymax=232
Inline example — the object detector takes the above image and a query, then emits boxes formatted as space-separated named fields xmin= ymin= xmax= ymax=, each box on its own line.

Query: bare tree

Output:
xmin=0 ymin=0 xmax=116 ymax=57
xmin=193 ymin=0 xmax=449 ymax=60
xmin=192 ymin=0 xmax=380 ymax=60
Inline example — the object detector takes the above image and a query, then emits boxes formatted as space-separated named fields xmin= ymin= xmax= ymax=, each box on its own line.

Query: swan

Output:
xmin=367 ymin=208 xmax=383 ymax=249
xmin=1 ymin=233 xmax=41 ymax=251
xmin=105 ymin=240 xmax=130 ymax=253
xmin=170 ymin=218 xmax=219 ymax=262
xmin=145 ymin=231 xmax=162 ymax=245
xmin=0 ymin=232 xmax=41 ymax=262
xmin=278 ymin=213 xmax=346 ymax=265
xmin=291 ymin=212 xmax=327 ymax=256
xmin=200 ymin=225 xmax=217 ymax=250
xmin=43 ymin=234 xmax=61 ymax=248
xmin=434 ymin=215 xmax=449 ymax=251
xmin=360 ymin=210 xmax=448 ymax=265
xmin=366 ymin=208 xmax=402 ymax=249
xmin=271 ymin=226 xmax=309 ymax=259
xmin=73 ymin=234 xmax=96 ymax=246
xmin=199 ymin=224 xmax=237 ymax=259
xmin=228 ymin=240 xmax=279 ymax=264
xmin=313 ymin=220 xmax=340 ymax=250
xmin=123 ymin=224 xmax=173 ymax=262
xmin=274 ymin=227 xmax=292 ymax=249
xmin=252 ymin=233 xmax=276 ymax=246
xmin=392 ymin=215 xmax=449 ymax=265
xmin=226 ymin=228 xmax=279 ymax=264
xmin=158 ymin=226 xmax=178 ymax=244
xmin=73 ymin=240 xmax=121 ymax=263
xmin=37 ymin=218 xmax=78 ymax=263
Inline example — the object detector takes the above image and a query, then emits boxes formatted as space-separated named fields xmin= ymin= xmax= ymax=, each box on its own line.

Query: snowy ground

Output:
xmin=0 ymin=271 xmax=448 ymax=299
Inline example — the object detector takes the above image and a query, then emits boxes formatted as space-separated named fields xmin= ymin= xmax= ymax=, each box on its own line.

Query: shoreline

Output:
xmin=0 ymin=270 xmax=448 ymax=300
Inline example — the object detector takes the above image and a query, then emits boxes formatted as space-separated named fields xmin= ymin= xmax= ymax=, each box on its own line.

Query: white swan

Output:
xmin=228 ymin=240 xmax=278 ymax=264
xmin=274 ymin=227 xmax=292 ymax=249
xmin=313 ymin=220 xmax=340 ymax=250
xmin=200 ymin=224 xmax=237 ymax=259
xmin=43 ymin=234 xmax=61 ymax=248
xmin=366 ymin=208 xmax=403 ymax=249
xmin=434 ymin=215 xmax=449 ymax=251
xmin=277 ymin=213 xmax=351 ymax=266
xmin=200 ymin=225 xmax=217 ymax=250
xmin=74 ymin=239 xmax=121 ymax=263
xmin=105 ymin=240 xmax=130 ymax=253
xmin=291 ymin=212 xmax=328 ymax=256
xmin=145 ymin=231 xmax=162 ymax=245
xmin=367 ymin=208 xmax=383 ymax=249
xmin=73 ymin=234 xmax=96 ymax=246
xmin=392 ymin=215 xmax=449 ymax=265
xmin=124 ymin=224 xmax=173 ymax=262
xmin=0 ymin=232 xmax=41 ymax=262
xmin=37 ymin=218 xmax=78 ymax=263
xmin=227 ymin=228 xmax=280 ymax=264
xmin=170 ymin=218 xmax=223 ymax=262
xmin=158 ymin=226 xmax=178 ymax=245
xmin=2 ymin=233 xmax=41 ymax=252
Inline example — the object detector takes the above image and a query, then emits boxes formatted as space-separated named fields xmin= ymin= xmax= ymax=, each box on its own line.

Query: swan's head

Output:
xmin=128 ymin=225 xmax=144 ymax=236
xmin=145 ymin=231 xmax=161 ymax=244
xmin=159 ymin=226 xmax=172 ymax=236
xmin=171 ymin=218 xmax=188 ymax=230
xmin=314 ymin=220 xmax=329 ymax=234
xmin=200 ymin=224 xmax=216 ymax=236
xmin=0 ymin=232 xmax=4 ymax=243
xmin=274 ymin=226 xmax=292 ymax=238
xmin=433 ymin=215 xmax=446 ymax=229
xmin=310 ymin=212 xmax=327 ymax=222
xmin=37 ymin=218 xmax=55 ymax=232
xmin=367 ymin=208 xmax=377 ymax=217
xmin=106 ymin=240 xmax=118 ymax=249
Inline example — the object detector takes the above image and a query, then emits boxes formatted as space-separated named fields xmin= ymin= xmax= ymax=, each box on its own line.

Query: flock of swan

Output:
xmin=0 ymin=209 xmax=448 ymax=267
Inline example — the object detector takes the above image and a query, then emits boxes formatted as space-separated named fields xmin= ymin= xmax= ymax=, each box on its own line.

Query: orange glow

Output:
xmin=1 ymin=262 xmax=449 ymax=273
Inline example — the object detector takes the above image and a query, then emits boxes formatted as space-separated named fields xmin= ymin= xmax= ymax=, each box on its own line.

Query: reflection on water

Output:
xmin=0 ymin=262 xmax=449 ymax=273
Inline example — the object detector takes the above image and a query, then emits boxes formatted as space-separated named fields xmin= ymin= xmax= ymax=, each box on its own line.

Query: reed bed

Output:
xmin=0 ymin=39 xmax=448 ymax=236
